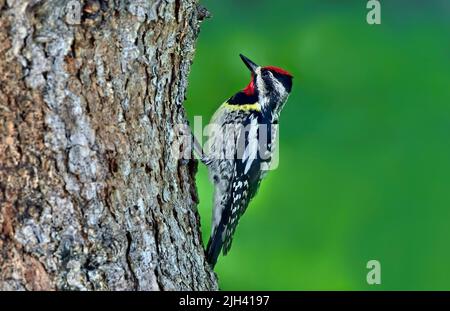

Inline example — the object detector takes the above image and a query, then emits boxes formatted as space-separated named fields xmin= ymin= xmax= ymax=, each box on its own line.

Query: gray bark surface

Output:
xmin=0 ymin=0 xmax=217 ymax=290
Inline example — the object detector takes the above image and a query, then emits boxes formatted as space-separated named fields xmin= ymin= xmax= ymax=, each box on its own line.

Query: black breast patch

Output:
xmin=228 ymin=91 xmax=259 ymax=105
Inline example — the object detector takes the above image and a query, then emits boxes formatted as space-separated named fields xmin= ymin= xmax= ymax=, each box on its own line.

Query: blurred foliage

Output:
xmin=185 ymin=0 xmax=450 ymax=290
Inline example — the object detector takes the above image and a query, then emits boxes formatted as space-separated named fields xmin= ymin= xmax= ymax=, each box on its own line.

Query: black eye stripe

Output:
xmin=264 ymin=70 xmax=293 ymax=93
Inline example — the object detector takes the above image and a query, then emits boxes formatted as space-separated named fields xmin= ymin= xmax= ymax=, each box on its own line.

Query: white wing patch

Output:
xmin=242 ymin=117 xmax=259 ymax=174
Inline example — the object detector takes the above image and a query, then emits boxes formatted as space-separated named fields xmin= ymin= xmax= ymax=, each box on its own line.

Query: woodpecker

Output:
xmin=196 ymin=54 xmax=293 ymax=267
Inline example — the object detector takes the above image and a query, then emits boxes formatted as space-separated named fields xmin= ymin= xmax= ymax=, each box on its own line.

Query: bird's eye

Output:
xmin=262 ymin=70 xmax=270 ymax=77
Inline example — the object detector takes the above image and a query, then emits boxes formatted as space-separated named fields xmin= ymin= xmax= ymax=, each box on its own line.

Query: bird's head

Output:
xmin=240 ymin=54 xmax=293 ymax=114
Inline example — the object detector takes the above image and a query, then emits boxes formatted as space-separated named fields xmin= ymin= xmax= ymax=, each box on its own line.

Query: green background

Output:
xmin=185 ymin=0 xmax=450 ymax=290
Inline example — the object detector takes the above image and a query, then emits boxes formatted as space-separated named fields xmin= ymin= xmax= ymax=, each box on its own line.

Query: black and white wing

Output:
xmin=206 ymin=114 xmax=264 ymax=266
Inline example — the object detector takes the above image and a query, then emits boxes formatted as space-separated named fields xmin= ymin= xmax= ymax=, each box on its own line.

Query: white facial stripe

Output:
xmin=255 ymin=67 xmax=268 ymax=108
xmin=256 ymin=67 xmax=290 ymax=116
xmin=273 ymin=75 xmax=289 ymax=118
xmin=274 ymin=76 xmax=287 ymax=95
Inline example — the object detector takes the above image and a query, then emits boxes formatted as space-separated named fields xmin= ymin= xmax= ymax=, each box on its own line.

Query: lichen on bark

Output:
xmin=0 ymin=0 xmax=217 ymax=290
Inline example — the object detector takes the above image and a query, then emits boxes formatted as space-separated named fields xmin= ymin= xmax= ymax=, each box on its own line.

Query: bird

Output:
xmin=195 ymin=54 xmax=293 ymax=267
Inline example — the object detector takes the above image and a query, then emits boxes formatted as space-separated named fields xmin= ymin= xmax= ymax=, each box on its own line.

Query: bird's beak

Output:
xmin=240 ymin=54 xmax=259 ymax=74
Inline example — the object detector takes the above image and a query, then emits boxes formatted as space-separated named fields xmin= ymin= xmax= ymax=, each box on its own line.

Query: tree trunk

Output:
xmin=0 ymin=0 xmax=217 ymax=291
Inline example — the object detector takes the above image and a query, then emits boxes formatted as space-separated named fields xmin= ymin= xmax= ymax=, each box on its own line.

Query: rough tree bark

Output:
xmin=0 ymin=0 xmax=217 ymax=290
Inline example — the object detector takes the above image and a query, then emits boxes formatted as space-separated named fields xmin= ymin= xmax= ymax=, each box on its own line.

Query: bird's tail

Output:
xmin=206 ymin=228 xmax=223 ymax=268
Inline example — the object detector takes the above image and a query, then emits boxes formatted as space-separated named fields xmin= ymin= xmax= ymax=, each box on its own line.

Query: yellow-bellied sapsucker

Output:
xmin=196 ymin=54 xmax=293 ymax=267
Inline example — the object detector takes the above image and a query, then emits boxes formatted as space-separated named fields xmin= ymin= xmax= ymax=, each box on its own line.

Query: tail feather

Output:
xmin=206 ymin=228 xmax=223 ymax=268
